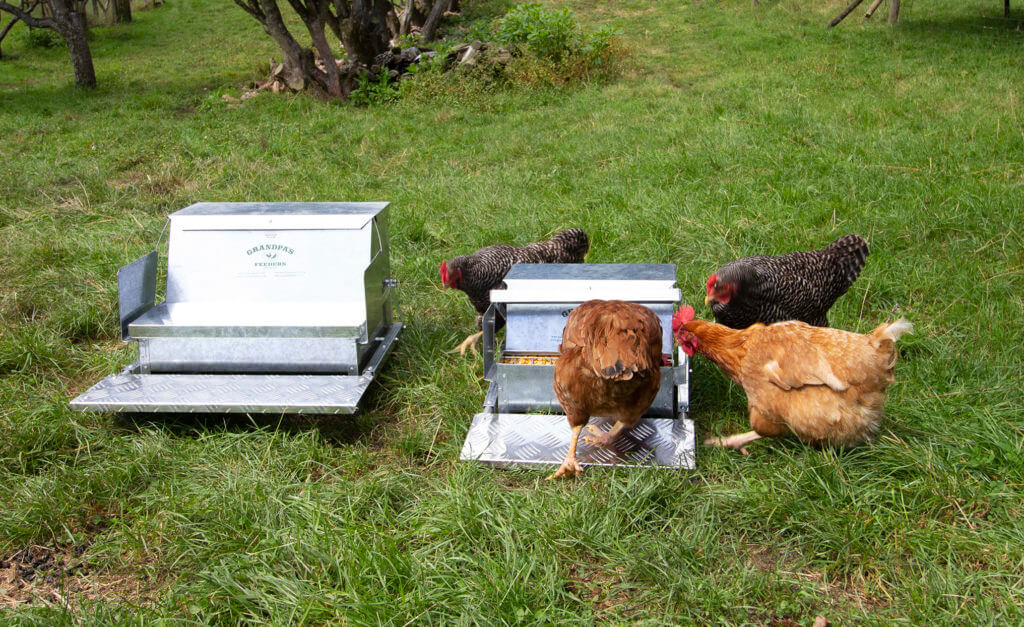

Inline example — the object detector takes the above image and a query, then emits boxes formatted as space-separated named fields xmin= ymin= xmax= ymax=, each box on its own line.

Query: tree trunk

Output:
xmin=864 ymin=0 xmax=884 ymax=18
xmin=49 ymin=0 xmax=96 ymax=87
xmin=419 ymin=0 xmax=448 ymax=41
xmin=398 ymin=0 xmax=412 ymax=36
xmin=112 ymin=0 xmax=130 ymax=23
xmin=337 ymin=0 xmax=391 ymax=66
xmin=306 ymin=13 xmax=342 ymax=98
xmin=65 ymin=10 xmax=96 ymax=86
xmin=888 ymin=0 xmax=900 ymax=24
xmin=256 ymin=0 xmax=332 ymax=95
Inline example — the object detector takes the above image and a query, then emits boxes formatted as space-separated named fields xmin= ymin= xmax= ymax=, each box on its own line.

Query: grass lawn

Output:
xmin=1 ymin=0 xmax=1023 ymax=622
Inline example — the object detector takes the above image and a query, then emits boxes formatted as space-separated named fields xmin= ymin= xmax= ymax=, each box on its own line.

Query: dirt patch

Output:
xmin=0 ymin=543 xmax=161 ymax=611
xmin=744 ymin=542 xmax=890 ymax=614
xmin=565 ymin=563 xmax=641 ymax=615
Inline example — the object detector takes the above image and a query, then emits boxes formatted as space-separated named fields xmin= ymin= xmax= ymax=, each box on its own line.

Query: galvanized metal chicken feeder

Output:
xmin=460 ymin=264 xmax=696 ymax=471
xmin=70 ymin=202 xmax=402 ymax=414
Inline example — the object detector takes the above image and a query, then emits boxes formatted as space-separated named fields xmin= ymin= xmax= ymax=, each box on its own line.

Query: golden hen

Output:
xmin=548 ymin=299 xmax=663 ymax=479
xmin=672 ymin=305 xmax=911 ymax=454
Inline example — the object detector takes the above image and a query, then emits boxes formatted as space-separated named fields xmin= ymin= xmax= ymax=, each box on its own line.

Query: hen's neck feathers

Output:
xmin=686 ymin=320 xmax=751 ymax=382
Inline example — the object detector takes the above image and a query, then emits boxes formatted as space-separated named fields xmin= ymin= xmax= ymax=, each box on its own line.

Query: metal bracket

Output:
xmin=675 ymin=348 xmax=690 ymax=414
xmin=362 ymin=321 xmax=403 ymax=378
xmin=482 ymin=302 xmax=505 ymax=382
xmin=117 ymin=251 xmax=158 ymax=342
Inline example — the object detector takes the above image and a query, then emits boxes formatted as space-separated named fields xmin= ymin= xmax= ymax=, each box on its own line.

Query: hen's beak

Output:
xmin=704 ymin=294 xmax=713 ymax=306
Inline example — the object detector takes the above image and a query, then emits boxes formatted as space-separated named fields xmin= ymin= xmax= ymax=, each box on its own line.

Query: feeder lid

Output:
xmin=492 ymin=263 xmax=681 ymax=304
xmin=170 ymin=202 xmax=389 ymax=231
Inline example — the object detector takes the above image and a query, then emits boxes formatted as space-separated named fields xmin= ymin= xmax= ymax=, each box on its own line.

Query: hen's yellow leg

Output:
xmin=704 ymin=431 xmax=761 ymax=455
xmin=547 ymin=424 xmax=585 ymax=480
xmin=450 ymin=331 xmax=483 ymax=356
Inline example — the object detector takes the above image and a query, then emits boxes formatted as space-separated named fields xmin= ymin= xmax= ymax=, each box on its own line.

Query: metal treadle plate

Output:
xmin=70 ymin=373 xmax=373 ymax=414
xmin=460 ymin=413 xmax=696 ymax=469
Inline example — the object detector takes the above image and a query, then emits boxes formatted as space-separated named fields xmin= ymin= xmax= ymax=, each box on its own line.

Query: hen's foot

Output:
xmin=449 ymin=331 xmax=483 ymax=356
xmin=703 ymin=431 xmax=761 ymax=455
xmin=546 ymin=457 xmax=583 ymax=480
xmin=582 ymin=424 xmax=619 ymax=449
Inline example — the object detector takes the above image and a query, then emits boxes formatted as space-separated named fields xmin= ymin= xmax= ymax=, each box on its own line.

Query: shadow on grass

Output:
xmin=110 ymin=409 xmax=383 ymax=447
xmin=896 ymin=13 xmax=1024 ymax=46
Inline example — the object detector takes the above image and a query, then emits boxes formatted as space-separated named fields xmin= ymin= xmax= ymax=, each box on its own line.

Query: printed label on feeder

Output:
xmin=246 ymin=242 xmax=296 ymax=269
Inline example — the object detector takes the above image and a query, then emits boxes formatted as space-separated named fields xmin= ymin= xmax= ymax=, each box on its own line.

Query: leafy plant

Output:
xmin=491 ymin=3 xmax=622 ymax=83
xmin=495 ymin=3 xmax=578 ymax=61
xmin=350 ymin=69 xmax=401 ymax=106
xmin=26 ymin=27 xmax=62 ymax=49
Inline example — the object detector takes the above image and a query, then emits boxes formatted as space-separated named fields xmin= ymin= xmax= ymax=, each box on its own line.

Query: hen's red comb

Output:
xmin=439 ymin=260 xmax=448 ymax=283
xmin=672 ymin=305 xmax=695 ymax=333
xmin=705 ymin=274 xmax=717 ymax=294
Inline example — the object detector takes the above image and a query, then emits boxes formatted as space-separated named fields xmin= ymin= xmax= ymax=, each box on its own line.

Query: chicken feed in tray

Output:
xmin=460 ymin=263 xmax=696 ymax=471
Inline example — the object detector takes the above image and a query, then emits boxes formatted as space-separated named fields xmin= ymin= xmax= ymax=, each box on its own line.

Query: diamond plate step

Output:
xmin=460 ymin=413 xmax=696 ymax=469
xmin=70 ymin=373 xmax=373 ymax=414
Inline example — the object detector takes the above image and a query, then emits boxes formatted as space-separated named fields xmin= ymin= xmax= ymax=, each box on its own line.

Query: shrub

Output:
xmin=26 ymin=27 xmax=62 ymax=49
xmin=492 ymin=3 xmax=622 ymax=83
xmin=495 ymin=3 xmax=618 ymax=63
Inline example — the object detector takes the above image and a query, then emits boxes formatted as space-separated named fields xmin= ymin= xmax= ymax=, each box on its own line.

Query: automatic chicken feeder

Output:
xmin=70 ymin=202 xmax=402 ymax=414
xmin=460 ymin=264 xmax=696 ymax=470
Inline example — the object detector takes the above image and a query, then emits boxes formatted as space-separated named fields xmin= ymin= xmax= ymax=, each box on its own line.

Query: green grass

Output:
xmin=2 ymin=0 xmax=1023 ymax=622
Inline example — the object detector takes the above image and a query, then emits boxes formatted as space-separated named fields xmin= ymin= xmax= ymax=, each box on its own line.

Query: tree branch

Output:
xmin=232 ymin=0 xmax=265 ymax=21
xmin=0 ymin=0 xmax=57 ymax=29
xmin=0 ymin=13 xmax=20 ymax=56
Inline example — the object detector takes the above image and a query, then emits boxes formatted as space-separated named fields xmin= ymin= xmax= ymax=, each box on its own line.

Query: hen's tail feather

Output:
xmin=548 ymin=228 xmax=590 ymax=261
xmin=585 ymin=310 xmax=660 ymax=381
xmin=878 ymin=317 xmax=913 ymax=342
xmin=827 ymin=234 xmax=870 ymax=283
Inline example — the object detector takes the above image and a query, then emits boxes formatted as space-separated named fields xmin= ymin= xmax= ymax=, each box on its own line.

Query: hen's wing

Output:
xmin=746 ymin=322 xmax=891 ymax=393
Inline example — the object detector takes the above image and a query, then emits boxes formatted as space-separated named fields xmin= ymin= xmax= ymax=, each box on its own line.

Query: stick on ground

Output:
xmin=828 ymin=0 xmax=866 ymax=27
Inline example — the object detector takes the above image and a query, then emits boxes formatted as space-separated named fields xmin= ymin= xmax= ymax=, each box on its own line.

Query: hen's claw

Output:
xmin=449 ymin=331 xmax=483 ymax=356
xmin=546 ymin=458 xmax=583 ymax=480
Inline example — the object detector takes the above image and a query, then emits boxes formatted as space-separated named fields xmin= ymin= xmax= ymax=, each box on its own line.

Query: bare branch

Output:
xmin=0 ymin=13 xmax=21 ymax=57
xmin=232 ymin=0 xmax=265 ymax=21
xmin=0 ymin=0 xmax=57 ymax=28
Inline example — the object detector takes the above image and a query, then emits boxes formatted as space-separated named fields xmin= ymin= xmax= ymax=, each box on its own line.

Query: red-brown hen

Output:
xmin=548 ymin=299 xmax=663 ymax=479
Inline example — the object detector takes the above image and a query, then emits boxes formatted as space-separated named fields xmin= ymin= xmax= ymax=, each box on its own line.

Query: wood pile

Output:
xmin=244 ymin=41 xmax=512 ymax=97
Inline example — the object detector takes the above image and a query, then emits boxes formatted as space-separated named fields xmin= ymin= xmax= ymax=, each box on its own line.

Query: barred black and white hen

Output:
xmin=440 ymin=229 xmax=590 ymax=355
xmin=705 ymin=234 xmax=869 ymax=329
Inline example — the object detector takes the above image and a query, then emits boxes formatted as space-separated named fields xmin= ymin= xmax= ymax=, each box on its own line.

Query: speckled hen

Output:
xmin=706 ymin=234 xmax=869 ymax=329
xmin=440 ymin=229 xmax=589 ymax=355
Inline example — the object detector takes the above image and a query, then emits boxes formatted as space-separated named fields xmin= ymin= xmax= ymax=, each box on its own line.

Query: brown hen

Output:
xmin=548 ymin=299 xmax=663 ymax=479
xmin=673 ymin=305 xmax=912 ymax=454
